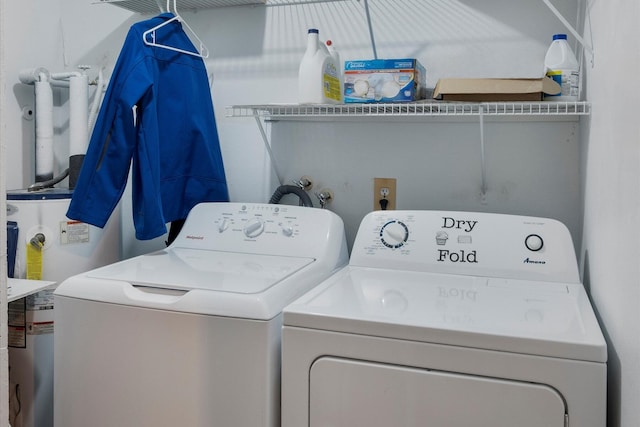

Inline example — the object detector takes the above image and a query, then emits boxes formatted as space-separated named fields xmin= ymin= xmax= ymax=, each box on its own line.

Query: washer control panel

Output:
xmin=350 ymin=210 xmax=579 ymax=283
xmin=171 ymin=203 xmax=346 ymax=258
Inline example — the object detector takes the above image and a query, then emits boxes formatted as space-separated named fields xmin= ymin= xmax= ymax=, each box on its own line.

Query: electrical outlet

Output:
xmin=373 ymin=177 xmax=396 ymax=211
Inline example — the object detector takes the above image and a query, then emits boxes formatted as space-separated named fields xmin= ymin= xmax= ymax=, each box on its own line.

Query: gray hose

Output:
xmin=28 ymin=168 xmax=69 ymax=191
xmin=269 ymin=185 xmax=314 ymax=207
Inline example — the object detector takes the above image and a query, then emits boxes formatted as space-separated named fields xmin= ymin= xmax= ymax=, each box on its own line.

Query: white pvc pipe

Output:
xmin=22 ymin=67 xmax=98 ymax=185
xmin=50 ymin=71 xmax=80 ymax=80
xmin=18 ymin=67 xmax=49 ymax=85
xmin=34 ymin=76 xmax=55 ymax=182
xmin=69 ymin=73 xmax=89 ymax=156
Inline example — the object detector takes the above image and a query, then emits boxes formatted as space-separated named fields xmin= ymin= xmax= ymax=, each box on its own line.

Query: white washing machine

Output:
xmin=54 ymin=202 xmax=348 ymax=427
xmin=282 ymin=210 xmax=607 ymax=427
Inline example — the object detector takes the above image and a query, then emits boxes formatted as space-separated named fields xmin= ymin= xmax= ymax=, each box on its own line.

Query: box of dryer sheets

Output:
xmin=344 ymin=58 xmax=426 ymax=103
xmin=432 ymin=77 xmax=561 ymax=102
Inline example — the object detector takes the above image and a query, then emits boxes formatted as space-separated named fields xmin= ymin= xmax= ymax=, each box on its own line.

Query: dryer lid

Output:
xmin=283 ymin=266 xmax=607 ymax=363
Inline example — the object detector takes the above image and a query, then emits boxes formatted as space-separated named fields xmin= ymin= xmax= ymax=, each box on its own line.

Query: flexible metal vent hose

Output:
xmin=269 ymin=185 xmax=314 ymax=207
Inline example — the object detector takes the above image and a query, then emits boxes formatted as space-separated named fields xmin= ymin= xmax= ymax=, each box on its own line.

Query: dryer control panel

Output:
xmin=349 ymin=210 xmax=579 ymax=283
xmin=170 ymin=202 xmax=347 ymax=260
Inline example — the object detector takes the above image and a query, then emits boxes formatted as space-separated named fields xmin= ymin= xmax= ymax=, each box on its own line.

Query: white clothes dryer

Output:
xmin=54 ymin=202 xmax=348 ymax=427
xmin=282 ymin=210 xmax=606 ymax=427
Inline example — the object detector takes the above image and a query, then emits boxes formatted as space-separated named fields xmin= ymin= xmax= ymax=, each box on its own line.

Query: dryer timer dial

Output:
xmin=380 ymin=220 xmax=409 ymax=249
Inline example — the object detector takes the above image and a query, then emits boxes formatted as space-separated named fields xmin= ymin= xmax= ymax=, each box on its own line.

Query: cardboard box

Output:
xmin=432 ymin=77 xmax=561 ymax=102
xmin=344 ymin=58 xmax=426 ymax=103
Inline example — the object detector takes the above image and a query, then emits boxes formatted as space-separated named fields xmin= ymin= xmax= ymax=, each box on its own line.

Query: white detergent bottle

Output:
xmin=298 ymin=29 xmax=341 ymax=104
xmin=543 ymin=34 xmax=580 ymax=101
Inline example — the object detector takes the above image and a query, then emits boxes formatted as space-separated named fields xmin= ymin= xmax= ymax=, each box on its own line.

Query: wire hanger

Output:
xmin=142 ymin=0 xmax=210 ymax=59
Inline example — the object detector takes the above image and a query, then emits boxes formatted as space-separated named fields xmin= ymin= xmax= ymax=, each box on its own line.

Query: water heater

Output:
xmin=6 ymin=188 xmax=121 ymax=427
xmin=6 ymin=188 xmax=120 ymax=281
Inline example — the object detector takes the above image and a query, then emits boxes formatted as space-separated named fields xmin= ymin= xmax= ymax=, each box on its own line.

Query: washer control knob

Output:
xmin=281 ymin=224 xmax=294 ymax=237
xmin=525 ymin=234 xmax=544 ymax=252
xmin=218 ymin=218 xmax=230 ymax=233
xmin=244 ymin=218 xmax=265 ymax=238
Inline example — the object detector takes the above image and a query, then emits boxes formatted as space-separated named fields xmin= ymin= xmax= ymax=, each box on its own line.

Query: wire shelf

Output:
xmin=95 ymin=0 xmax=265 ymax=13
xmin=95 ymin=0 xmax=346 ymax=13
xmin=225 ymin=101 xmax=591 ymax=120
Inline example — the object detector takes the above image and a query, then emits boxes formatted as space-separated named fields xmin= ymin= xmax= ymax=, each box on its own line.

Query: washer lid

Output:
xmin=86 ymin=248 xmax=313 ymax=293
xmin=56 ymin=248 xmax=320 ymax=320
xmin=283 ymin=266 xmax=607 ymax=363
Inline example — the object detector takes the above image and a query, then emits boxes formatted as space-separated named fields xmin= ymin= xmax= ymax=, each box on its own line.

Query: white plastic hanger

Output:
xmin=142 ymin=0 xmax=210 ymax=58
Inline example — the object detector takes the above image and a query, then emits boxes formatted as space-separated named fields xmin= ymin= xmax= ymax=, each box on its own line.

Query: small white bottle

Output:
xmin=298 ymin=29 xmax=341 ymax=104
xmin=543 ymin=34 xmax=580 ymax=102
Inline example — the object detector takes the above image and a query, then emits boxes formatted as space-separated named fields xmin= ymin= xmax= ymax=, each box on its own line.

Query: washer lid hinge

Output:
xmin=564 ymin=413 xmax=569 ymax=427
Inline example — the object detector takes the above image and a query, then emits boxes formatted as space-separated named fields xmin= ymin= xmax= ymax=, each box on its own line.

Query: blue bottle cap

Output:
xmin=552 ymin=34 xmax=568 ymax=40
xmin=308 ymin=29 xmax=319 ymax=34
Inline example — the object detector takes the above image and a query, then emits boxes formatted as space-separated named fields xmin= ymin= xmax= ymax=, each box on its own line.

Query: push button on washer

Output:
xmin=525 ymin=234 xmax=544 ymax=252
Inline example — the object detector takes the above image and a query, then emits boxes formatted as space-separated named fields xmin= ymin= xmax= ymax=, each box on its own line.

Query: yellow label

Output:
xmin=323 ymin=74 xmax=341 ymax=101
xmin=26 ymin=243 xmax=43 ymax=280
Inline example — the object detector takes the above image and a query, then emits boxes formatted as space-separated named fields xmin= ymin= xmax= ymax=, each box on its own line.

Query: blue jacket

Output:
xmin=67 ymin=13 xmax=229 ymax=240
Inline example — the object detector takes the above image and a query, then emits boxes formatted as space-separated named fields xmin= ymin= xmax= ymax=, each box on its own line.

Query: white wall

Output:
xmin=3 ymin=0 xmax=585 ymax=255
xmin=582 ymin=0 xmax=640 ymax=425
xmin=211 ymin=0 xmax=585 ymax=250
xmin=0 ymin=0 xmax=9 ymax=422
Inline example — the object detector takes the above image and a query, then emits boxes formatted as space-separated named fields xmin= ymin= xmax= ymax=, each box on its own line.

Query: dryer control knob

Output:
xmin=525 ymin=234 xmax=544 ymax=252
xmin=380 ymin=220 xmax=409 ymax=249
xmin=244 ymin=218 xmax=265 ymax=238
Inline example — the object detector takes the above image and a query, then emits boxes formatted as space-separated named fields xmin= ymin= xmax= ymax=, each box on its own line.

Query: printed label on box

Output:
xmin=344 ymin=58 xmax=426 ymax=103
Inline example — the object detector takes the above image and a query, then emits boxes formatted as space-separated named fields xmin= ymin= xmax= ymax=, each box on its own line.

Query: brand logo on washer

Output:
xmin=523 ymin=257 xmax=546 ymax=265
xmin=185 ymin=235 xmax=205 ymax=240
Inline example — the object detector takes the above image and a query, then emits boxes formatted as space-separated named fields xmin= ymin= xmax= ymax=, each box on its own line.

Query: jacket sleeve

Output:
xmin=128 ymin=83 xmax=167 ymax=240
xmin=66 ymin=28 xmax=153 ymax=230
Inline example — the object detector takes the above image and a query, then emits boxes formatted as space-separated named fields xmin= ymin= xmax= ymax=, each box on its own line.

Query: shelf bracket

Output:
xmin=542 ymin=0 xmax=594 ymax=65
xmin=479 ymin=106 xmax=488 ymax=204
xmin=155 ymin=0 xmax=167 ymax=12
xmin=362 ymin=0 xmax=378 ymax=59
xmin=253 ymin=115 xmax=284 ymax=186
